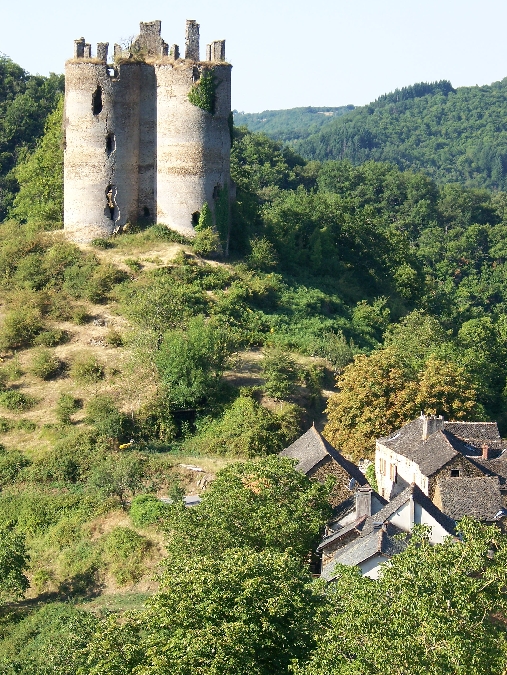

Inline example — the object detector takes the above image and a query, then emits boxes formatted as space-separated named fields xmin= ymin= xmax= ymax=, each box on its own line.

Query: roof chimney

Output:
xmin=421 ymin=414 xmax=445 ymax=441
xmin=355 ymin=486 xmax=372 ymax=518
xmin=482 ymin=444 xmax=492 ymax=460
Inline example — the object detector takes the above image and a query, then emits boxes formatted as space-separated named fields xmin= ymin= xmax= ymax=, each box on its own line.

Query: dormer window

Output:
xmin=450 ymin=469 xmax=460 ymax=477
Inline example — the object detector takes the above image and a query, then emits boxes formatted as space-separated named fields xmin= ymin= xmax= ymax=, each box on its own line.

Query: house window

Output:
xmin=450 ymin=469 xmax=460 ymax=477
xmin=389 ymin=464 xmax=397 ymax=483
xmin=379 ymin=458 xmax=387 ymax=475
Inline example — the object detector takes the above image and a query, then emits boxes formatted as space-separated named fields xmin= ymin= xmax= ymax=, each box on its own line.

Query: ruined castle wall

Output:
xmin=64 ymin=62 xmax=140 ymax=242
xmin=154 ymin=63 xmax=232 ymax=236
xmin=138 ymin=64 xmax=156 ymax=220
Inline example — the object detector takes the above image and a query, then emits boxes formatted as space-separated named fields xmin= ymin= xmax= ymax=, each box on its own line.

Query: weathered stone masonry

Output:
xmin=64 ymin=20 xmax=232 ymax=242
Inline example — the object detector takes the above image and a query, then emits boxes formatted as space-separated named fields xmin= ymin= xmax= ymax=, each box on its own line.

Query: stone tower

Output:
xmin=64 ymin=20 xmax=232 ymax=242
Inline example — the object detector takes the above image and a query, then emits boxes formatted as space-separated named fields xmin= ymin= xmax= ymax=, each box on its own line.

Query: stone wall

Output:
xmin=310 ymin=458 xmax=358 ymax=508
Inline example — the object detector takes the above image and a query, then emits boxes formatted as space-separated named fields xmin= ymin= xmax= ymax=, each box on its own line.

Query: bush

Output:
xmin=33 ymin=328 xmax=68 ymax=347
xmin=0 ymin=390 xmax=37 ymax=412
xmin=91 ymin=237 xmax=114 ymax=249
xmin=71 ymin=306 xmax=90 ymax=325
xmin=29 ymin=347 xmax=61 ymax=380
xmin=88 ymin=453 xmax=146 ymax=508
xmin=246 ymin=237 xmax=279 ymax=271
xmin=56 ymin=392 xmax=80 ymax=424
xmin=0 ymin=308 xmax=43 ymax=350
xmin=85 ymin=264 xmax=127 ymax=303
xmin=192 ymin=227 xmax=221 ymax=257
xmin=101 ymin=526 xmax=151 ymax=585
xmin=187 ymin=395 xmax=302 ymax=457
xmin=85 ymin=395 xmax=125 ymax=438
xmin=105 ymin=329 xmax=123 ymax=347
xmin=130 ymin=494 xmax=170 ymax=527
xmin=0 ymin=447 xmax=30 ymax=487
xmin=70 ymin=354 xmax=105 ymax=384
xmin=262 ymin=347 xmax=299 ymax=400
xmin=124 ymin=258 xmax=142 ymax=272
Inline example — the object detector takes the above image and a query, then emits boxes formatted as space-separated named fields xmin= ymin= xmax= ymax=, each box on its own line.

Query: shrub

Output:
xmin=71 ymin=306 xmax=90 ymax=324
xmin=85 ymin=395 xmax=125 ymax=438
xmin=150 ymin=224 xmax=191 ymax=243
xmin=0 ymin=447 xmax=30 ymax=487
xmin=0 ymin=308 xmax=43 ymax=350
xmin=56 ymin=392 xmax=80 ymax=424
xmin=124 ymin=258 xmax=142 ymax=272
xmin=105 ymin=329 xmax=123 ymax=347
xmin=91 ymin=237 xmax=114 ymax=249
xmin=34 ymin=328 xmax=68 ymax=347
xmin=246 ymin=237 xmax=279 ymax=271
xmin=0 ymin=370 xmax=7 ymax=391
xmin=187 ymin=395 xmax=302 ymax=457
xmin=262 ymin=347 xmax=299 ymax=400
xmin=87 ymin=453 xmax=146 ymax=508
xmin=70 ymin=354 xmax=105 ymax=384
xmin=192 ymin=227 xmax=221 ymax=257
xmin=29 ymin=348 xmax=61 ymax=380
xmin=101 ymin=526 xmax=151 ymax=585
xmin=0 ymin=391 xmax=37 ymax=412
xmin=130 ymin=494 xmax=170 ymax=527
xmin=85 ymin=264 xmax=127 ymax=303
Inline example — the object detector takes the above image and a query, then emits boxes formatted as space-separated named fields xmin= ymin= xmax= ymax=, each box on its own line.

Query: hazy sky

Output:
xmin=1 ymin=0 xmax=506 ymax=112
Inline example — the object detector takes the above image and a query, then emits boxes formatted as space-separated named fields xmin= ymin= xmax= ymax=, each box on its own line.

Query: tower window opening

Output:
xmin=143 ymin=207 xmax=150 ymax=217
xmin=191 ymin=211 xmax=200 ymax=226
xmin=212 ymin=184 xmax=221 ymax=200
xmin=106 ymin=185 xmax=115 ymax=220
xmin=106 ymin=133 xmax=115 ymax=155
xmin=92 ymin=86 xmax=103 ymax=115
xmin=107 ymin=68 xmax=116 ymax=78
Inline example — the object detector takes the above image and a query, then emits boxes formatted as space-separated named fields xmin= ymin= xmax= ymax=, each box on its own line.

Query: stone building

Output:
xmin=64 ymin=20 xmax=232 ymax=242
xmin=375 ymin=414 xmax=507 ymax=506
xmin=279 ymin=425 xmax=372 ymax=507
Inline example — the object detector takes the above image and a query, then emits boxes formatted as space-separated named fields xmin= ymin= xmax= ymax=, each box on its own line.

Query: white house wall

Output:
xmin=376 ymin=442 xmax=429 ymax=500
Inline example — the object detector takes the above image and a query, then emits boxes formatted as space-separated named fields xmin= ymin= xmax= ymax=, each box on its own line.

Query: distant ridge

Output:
xmin=233 ymin=106 xmax=354 ymax=142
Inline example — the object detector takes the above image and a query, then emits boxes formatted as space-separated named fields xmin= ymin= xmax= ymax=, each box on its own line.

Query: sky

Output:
xmin=1 ymin=0 xmax=507 ymax=112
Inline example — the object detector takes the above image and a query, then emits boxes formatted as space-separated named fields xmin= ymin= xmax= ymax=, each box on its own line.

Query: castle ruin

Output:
xmin=64 ymin=20 xmax=232 ymax=242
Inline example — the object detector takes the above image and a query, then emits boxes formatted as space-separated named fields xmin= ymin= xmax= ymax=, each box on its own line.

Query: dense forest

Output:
xmin=238 ymin=78 xmax=507 ymax=192
xmin=1 ymin=53 xmax=507 ymax=673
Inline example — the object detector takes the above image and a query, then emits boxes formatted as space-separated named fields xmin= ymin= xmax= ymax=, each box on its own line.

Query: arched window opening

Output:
xmin=191 ymin=211 xmax=200 ymax=226
xmin=143 ymin=207 xmax=150 ymax=218
xmin=92 ymin=86 xmax=103 ymax=115
xmin=106 ymin=133 xmax=115 ymax=155
xmin=212 ymin=184 xmax=222 ymax=200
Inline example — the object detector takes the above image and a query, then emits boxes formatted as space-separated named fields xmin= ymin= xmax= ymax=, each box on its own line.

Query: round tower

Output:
xmin=155 ymin=60 xmax=232 ymax=237
xmin=64 ymin=43 xmax=141 ymax=242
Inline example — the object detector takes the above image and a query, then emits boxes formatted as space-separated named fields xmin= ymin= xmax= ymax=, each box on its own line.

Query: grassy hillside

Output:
xmin=233 ymin=106 xmax=354 ymax=142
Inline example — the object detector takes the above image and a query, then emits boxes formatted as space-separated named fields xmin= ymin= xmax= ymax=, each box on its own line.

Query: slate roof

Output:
xmin=280 ymin=425 xmax=368 ymax=485
xmin=377 ymin=418 xmax=496 ymax=477
xmin=435 ymin=476 xmax=504 ymax=521
xmin=444 ymin=421 xmax=504 ymax=450
xmin=360 ymin=483 xmax=456 ymax=537
xmin=317 ymin=516 xmax=368 ymax=552
xmin=321 ymin=526 xmax=406 ymax=581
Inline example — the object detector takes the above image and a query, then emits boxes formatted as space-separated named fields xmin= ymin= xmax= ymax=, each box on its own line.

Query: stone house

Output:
xmin=375 ymin=414 xmax=507 ymax=502
xmin=279 ymin=425 xmax=371 ymax=507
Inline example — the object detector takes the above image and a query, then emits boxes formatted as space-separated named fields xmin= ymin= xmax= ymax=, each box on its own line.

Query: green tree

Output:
xmin=164 ymin=456 xmax=332 ymax=562
xmin=10 ymin=97 xmax=64 ymax=223
xmin=262 ymin=347 xmax=299 ymax=399
xmin=156 ymin=315 xmax=233 ymax=410
xmin=295 ymin=520 xmax=507 ymax=675
xmin=84 ymin=549 xmax=324 ymax=675
xmin=88 ymin=454 xmax=146 ymax=509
